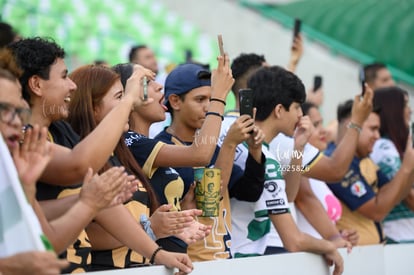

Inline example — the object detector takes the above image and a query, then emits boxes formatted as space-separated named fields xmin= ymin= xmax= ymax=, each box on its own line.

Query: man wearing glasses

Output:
xmin=0 ymin=76 xmax=31 ymax=149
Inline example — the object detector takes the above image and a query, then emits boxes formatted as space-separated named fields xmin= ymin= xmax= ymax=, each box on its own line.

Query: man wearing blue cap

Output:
xmin=155 ymin=62 xmax=266 ymax=261
xmin=156 ymin=63 xmax=226 ymax=196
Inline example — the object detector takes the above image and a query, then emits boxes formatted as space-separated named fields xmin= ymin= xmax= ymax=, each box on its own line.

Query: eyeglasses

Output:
xmin=0 ymin=102 xmax=31 ymax=125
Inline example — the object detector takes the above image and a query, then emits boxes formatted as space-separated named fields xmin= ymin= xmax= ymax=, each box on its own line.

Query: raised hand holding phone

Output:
xmin=361 ymin=81 xmax=367 ymax=97
xmin=293 ymin=18 xmax=301 ymax=41
xmin=359 ymin=67 xmax=366 ymax=97
xmin=288 ymin=18 xmax=303 ymax=73
xmin=124 ymin=64 xmax=154 ymax=107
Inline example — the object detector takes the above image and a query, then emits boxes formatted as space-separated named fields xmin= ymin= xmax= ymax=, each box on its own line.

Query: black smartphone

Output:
xmin=361 ymin=81 xmax=366 ymax=97
xmin=218 ymin=34 xmax=225 ymax=56
xmin=239 ymin=89 xmax=254 ymax=118
xmin=185 ymin=49 xmax=192 ymax=63
xmin=313 ymin=75 xmax=322 ymax=92
xmin=293 ymin=18 xmax=301 ymax=40
xmin=360 ymin=67 xmax=366 ymax=97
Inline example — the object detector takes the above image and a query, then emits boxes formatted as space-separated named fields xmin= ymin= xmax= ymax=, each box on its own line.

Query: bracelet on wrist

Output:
xmin=210 ymin=97 xmax=226 ymax=106
xmin=206 ymin=111 xmax=224 ymax=121
xmin=149 ymin=246 xmax=163 ymax=265
xmin=347 ymin=122 xmax=362 ymax=133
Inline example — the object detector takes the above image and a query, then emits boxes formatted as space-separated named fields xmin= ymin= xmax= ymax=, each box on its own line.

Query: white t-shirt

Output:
xmin=296 ymin=178 xmax=342 ymax=239
xmin=149 ymin=112 xmax=171 ymax=138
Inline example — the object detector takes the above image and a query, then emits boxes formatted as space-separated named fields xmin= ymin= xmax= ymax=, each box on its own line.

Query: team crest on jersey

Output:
xmin=350 ymin=181 xmax=367 ymax=197
xmin=265 ymin=158 xmax=283 ymax=180
xmin=264 ymin=181 xmax=281 ymax=197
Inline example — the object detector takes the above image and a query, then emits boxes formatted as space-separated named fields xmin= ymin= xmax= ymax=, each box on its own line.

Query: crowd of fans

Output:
xmin=0 ymin=20 xmax=413 ymax=275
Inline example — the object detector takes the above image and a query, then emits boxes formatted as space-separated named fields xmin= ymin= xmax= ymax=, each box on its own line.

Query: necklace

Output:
xmin=166 ymin=126 xmax=200 ymax=145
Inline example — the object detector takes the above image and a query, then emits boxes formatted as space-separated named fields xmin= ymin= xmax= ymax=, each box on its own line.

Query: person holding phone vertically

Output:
xmin=362 ymin=63 xmax=395 ymax=90
xmin=306 ymin=75 xmax=324 ymax=108
xmin=113 ymin=61 xmax=243 ymax=254
xmin=230 ymin=66 xmax=344 ymax=275
xmin=287 ymin=18 xmax=304 ymax=73
xmin=325 ymin=97 xmax=414 ymax=245
xmin=325 ymin=62 xmax=396 ymax=143
xmin=154 ymin=59 xmax=266 ymax=261
xmin=225 ymin=50 xmax=372 ymax=250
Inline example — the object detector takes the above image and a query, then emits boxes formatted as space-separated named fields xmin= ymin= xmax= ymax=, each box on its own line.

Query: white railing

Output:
xmin=88 ymin=244 xmax=414 ymax=275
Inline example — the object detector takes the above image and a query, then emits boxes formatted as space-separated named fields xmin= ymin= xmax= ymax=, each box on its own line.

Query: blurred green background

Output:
xmin=0 ymin=0 xmax=218 ymax=69
xmin=242 ymin=0 xmax=414 ymax=86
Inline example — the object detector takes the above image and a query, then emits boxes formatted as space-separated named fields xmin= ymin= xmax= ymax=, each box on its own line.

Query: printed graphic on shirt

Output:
xmin=57 ymin=189 xmax=91 ymax=273
xmin=325 ymin=194 xmax=342 ymax=222
xmin=350 ymin=181 xmax=367 ymax=197
xmin=325 ymin=142 xmax=386 ymax=244
xmin=231 ymin=144 xmax=289 ymax=256
xmin=154 ymin=129 xmax=232 ymax=261
xmin=125 ymin=131 xmax=184 ymax=211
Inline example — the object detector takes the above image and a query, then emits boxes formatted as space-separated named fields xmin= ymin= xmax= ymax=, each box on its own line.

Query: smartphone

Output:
xmin=361 ymin=81 xmax=366 ymax=97
xmin=360 ymin=67 xmax=366 ymax=97
xmin=217 ymin=34 xmax=225 ymax=56
xmin=293 ymin=18 xmax=301 ymax=40
xmin=313 ymin=76 xmax=322 ymax=92
xmin=185 ymin=49 xmax=192 ymax=63
xmin=411 ymin=122 xmax=414 ymax=147
xmin=143 ymin=76 xmax=148 ymax=101
xmin=239 ymin=89 xmax=254 ymax=118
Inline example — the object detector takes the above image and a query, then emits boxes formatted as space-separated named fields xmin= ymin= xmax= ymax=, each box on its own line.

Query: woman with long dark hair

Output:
xmin=370 ymin=86 xmax=414 ymax=243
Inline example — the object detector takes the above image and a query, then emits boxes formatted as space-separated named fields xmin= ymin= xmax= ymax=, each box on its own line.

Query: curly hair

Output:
xmin=8 ymin=37 xmax=65 ymax=104
xmin=231 ymin=53 xmax=265 ymax=79
xmin=248 ymin=66 xmax=306 ymax=121
xmin=231 ymin=53 xmax=266 ymax=94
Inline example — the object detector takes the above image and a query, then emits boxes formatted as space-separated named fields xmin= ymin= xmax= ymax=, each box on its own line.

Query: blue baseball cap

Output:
xmin=164 ymin=63 xmax=211 ymax=108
